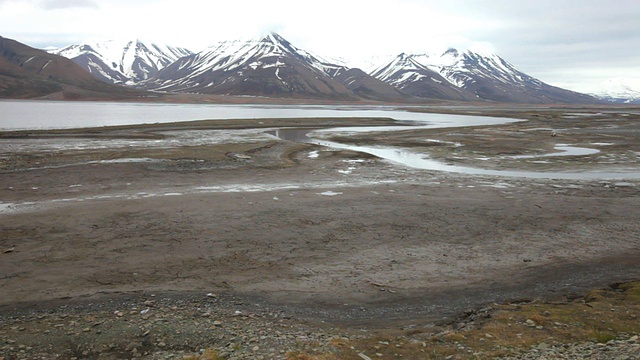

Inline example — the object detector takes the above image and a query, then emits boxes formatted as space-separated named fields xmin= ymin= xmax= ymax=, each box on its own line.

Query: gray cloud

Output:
xmin=438 ymin=0 xmax=640 ymax=89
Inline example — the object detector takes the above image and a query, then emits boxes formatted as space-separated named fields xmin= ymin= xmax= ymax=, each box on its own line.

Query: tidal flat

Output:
xmin=1 ymin=105 xmax=639 ymax=359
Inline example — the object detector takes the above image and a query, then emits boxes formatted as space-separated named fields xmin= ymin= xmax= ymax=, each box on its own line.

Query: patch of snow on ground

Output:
xmin=482 ymin=182 xmax=512 ymax=189
xmin=318 ymin=191 xmax=343 ymax=196
xmin=97 ymin=158 xmax=161 ymax=164
xmin=590 ymin=143 xmax=614 ymax=146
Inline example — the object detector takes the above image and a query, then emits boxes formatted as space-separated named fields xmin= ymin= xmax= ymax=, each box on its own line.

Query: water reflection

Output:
xmin=0 ymin=100 xmax=519 ymax=130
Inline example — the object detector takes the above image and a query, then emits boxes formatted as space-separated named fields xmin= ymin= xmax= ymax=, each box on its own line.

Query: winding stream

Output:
xmin=270 ymin=128 xmax=640 ymax=180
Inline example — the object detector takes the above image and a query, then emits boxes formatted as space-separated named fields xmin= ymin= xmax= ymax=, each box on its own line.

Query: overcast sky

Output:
xmin=1 ymin=0 xmax=638 ymax=93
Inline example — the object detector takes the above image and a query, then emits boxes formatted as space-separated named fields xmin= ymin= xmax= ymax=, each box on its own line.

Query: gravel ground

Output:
xmin=498 ymin=335 xmax=640 ymax=360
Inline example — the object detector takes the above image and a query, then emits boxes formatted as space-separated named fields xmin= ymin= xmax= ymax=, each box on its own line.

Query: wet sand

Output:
xmin=1 ymin=107 xmax=639 ymax=328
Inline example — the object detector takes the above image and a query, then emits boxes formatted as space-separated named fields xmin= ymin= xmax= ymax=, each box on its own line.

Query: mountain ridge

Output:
xmin=2 ymin=32 xmax=612 ymax=104
xmin=141 ymin=33 xmax=399 ymax=101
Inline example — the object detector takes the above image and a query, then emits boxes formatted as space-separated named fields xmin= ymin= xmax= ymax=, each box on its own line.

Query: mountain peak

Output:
xmin=257 ymin=32 xmax=287 ymax=45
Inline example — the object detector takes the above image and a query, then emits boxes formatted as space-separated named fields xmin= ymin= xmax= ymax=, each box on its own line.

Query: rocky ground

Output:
xmin=1 ymin=105 xmax=639 ymax=359
xmin=1 ymin=283 xmax=638 ymax=359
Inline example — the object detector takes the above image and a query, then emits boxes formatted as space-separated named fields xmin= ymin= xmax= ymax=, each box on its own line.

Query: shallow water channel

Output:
xmin=270 ymin=128 xmax=640 ymax=180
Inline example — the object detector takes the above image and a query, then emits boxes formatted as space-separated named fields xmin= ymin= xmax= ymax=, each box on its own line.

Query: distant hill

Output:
xmin=0 ymin=35 xmax=145 ymax=99
xmin=589 ymin=78 xmax=640 ymax=104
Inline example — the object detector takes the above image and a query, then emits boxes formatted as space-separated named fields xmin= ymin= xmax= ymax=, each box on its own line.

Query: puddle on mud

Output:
xmin=0 ymin=203 xmax=13 ymax=213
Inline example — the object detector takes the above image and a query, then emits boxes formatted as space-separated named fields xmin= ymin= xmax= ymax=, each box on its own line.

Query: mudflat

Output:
xmin=0 ymin=106 xmax=639 ymax=356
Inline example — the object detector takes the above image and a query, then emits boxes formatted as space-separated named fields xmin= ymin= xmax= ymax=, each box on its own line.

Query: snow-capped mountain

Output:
xmin=370 ymin=49 xmax=598 ymax=104
xmin=43 ymin=33 xmax=601 ymax=104
xmin=590 ymin=78 xmax=640 ymax=104
xmin=49 ymin=39 xmax=192 ymax=84
xmin=142 ymin=33 xmax=401 ymax=100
